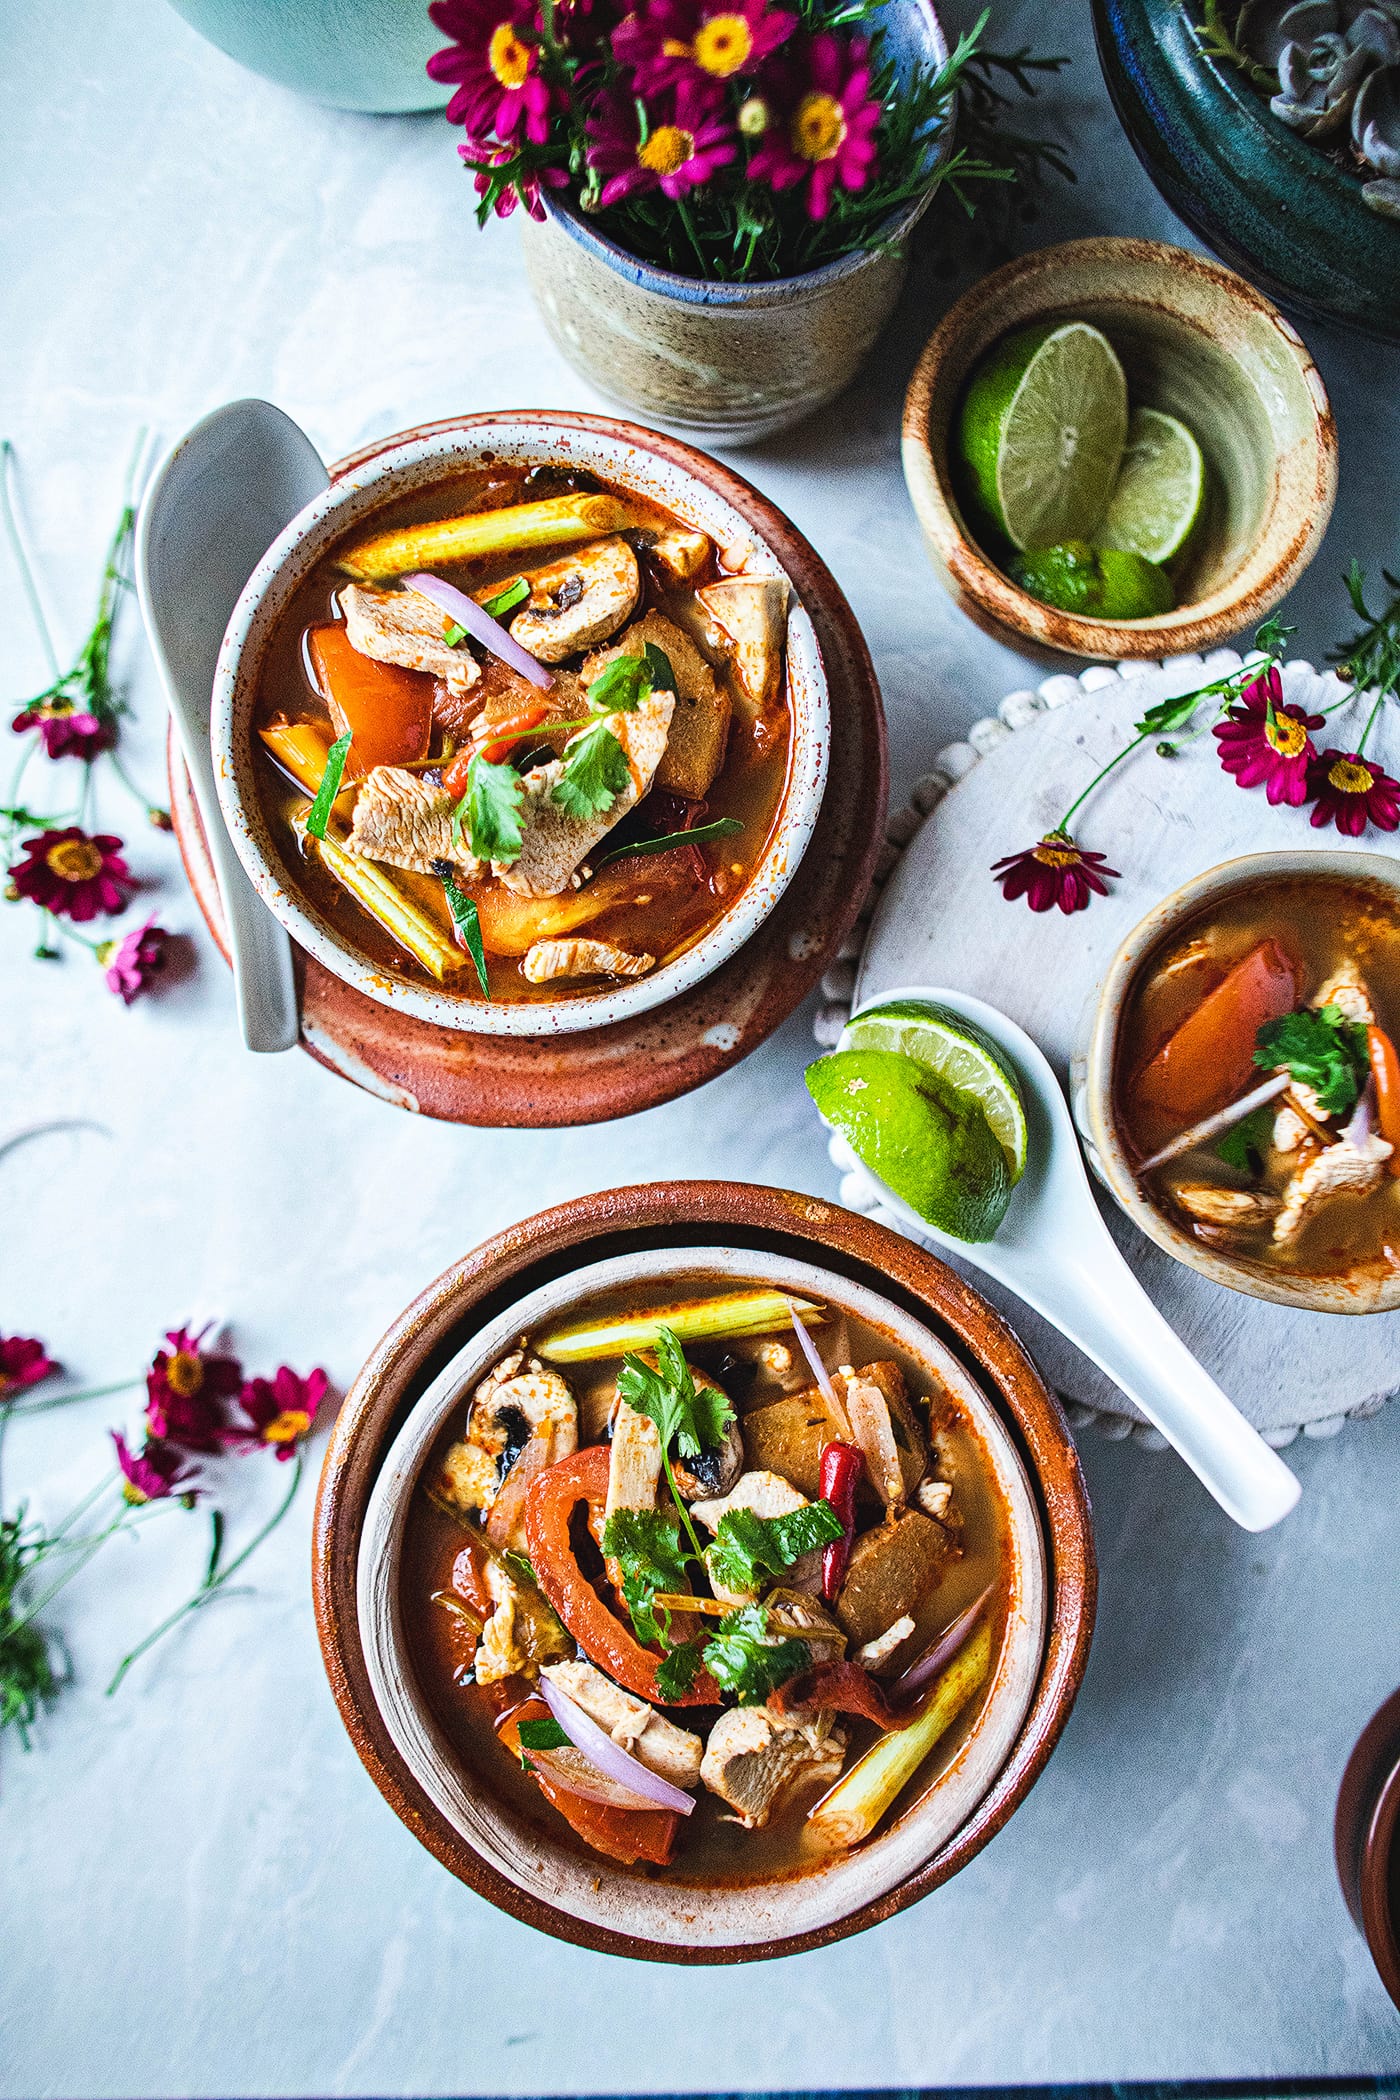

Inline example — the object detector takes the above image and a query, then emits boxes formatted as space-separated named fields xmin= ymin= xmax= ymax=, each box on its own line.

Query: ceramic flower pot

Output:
xmin=163 ymin=0 xmax=450 ymax=112
xmin=519 ymin=0 xmax=951 ymax=444
xmin=1093 ymin=0 xmax=1400 ymax=343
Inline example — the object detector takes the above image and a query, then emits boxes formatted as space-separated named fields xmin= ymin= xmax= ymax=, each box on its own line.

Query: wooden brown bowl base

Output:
xmin=1335 ymin=1684 xmax=1400 ymax=2011
xmin=312 ymin=1181 xmax=1097 ymax=1963
xmin=169 ymin=415 xmax=888 ymax=1126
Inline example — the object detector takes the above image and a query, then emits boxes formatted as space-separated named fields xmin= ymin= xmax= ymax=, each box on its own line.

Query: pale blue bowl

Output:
xmin=165 ymin=0 xmax=450 ymax=113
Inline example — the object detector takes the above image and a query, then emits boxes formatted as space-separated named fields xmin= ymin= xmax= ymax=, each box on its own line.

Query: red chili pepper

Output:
xmin=819 ymin=1440 xmax=863 ymax=1603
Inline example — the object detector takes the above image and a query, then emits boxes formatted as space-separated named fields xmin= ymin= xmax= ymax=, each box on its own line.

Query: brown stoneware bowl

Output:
xmin=1335 ymin=1686 xmax=1400 ymax=2013
xmin=902 ymin=238 xmax=1337 ymax=660
xmin=313 ymin=1181 xmax=1096 ymax=1963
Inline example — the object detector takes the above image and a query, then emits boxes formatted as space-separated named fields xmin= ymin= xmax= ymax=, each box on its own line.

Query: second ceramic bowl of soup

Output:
xmin=1078 ymin=850 xmax=1400 ymax=1314
xmin=211 ymin=413 xmax=830 ymax=1036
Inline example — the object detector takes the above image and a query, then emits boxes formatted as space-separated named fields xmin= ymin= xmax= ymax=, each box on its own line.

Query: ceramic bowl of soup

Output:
xmin=211 ymin=414 xmax=830 ymax=1036
xmin=312 ymin=1182 xmax=1095 ymax=1961
xmin=1079 ymin=850 xmax=1400 ymax=1314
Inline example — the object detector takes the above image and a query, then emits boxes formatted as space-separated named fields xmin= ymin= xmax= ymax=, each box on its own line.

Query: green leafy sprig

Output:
xmin=1254 ymin=1004 xmax=1371 ymax=1119
xmin=616 ymin=1327 xmax=735 ymax=1560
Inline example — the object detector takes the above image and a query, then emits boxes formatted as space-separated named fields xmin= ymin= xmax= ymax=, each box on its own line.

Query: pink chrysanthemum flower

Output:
xmin=145 ymin=1324 xmax=243 ymax=1454
xmin=7 ymin=826 xmax=132 ymax=923
xmin=1211 ymin=667 xmax=1323 ymax=808
xmin=990 ymin=831 xmax=1121 ymax=914
xmin=1306 ymin=750 xmax=1400 ymax=837
xmin=112 ymin=1432 xmax=199 ymax=1506
xmin=747 ymin=32 xmax=880 ymax=220
xmin=428 ymin=0 xmax=555 ymax=144
xmin=236 ymin=1366 xmax=329 ymax=1461
xmin=0 ymin=1336 xmax=58 ymax=1398
xmin=586 ymin=81 xmax=737 ymax=206
xmin=612 ymin=0 xmax=795 ymax=95
xmin=98 ymin=917 xmax=168 ymax=1005
xmin=11 ymin=699 xmax=113 ymax=763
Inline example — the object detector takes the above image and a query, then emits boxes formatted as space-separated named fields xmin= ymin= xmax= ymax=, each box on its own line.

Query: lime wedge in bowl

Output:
xmin=1097 ymin=407 xmax=1205 ymax=565
xmin=956 ymin=320 xmax=1128 ymax=552
xmin=838 ymin=998 xmax=1028 ymax=1184
xmin=806 ymin=1048 xmax=1012 ymax=1243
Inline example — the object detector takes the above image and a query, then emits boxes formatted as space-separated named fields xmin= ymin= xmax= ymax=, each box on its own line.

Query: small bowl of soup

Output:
xmin=315 ymin=1181 xmax=1095 ymax=1960
xmin=211 ymin=414 xmax=830 ymax=1036
xmin=1081 ymin=850 xmax=1400 ymax=1314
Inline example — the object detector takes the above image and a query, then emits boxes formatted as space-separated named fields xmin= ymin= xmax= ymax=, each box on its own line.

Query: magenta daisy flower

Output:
xmin=12 ymin=699 xmax=113 ymax=763
xmin=7 ymin=826 xmax=132 ymax=923
xmin=991 ymin=831 xmax=1120 ymax=914
xmin=1211 ymin=667 xmax=1323 ymax=807
xmin=586 ymin=81 xmax=736 ymax=207
xmin=461 ymin=137 xmax=568 ymax=219
xmin=748 ymin=32 xmax=880 ymax=219
xmin=112 ymin=1431 xmax=199 ymax=1506
xmin=428 ymin=0 xmax=554 ymax=145
xmin=1306 ymin=750 xmax=1400 ymax=837
xmin=612 ymin=0 xmax=795 ymax=95
xmin=235 ymin=1365 xmax=329 ymax=1461
xmin=0 ymin=1336 xmax=58 ymax=1399
xmin=145 ymin=1324 xmax=243 ymax=1453
xmin=98 ymin=916 xmax=169 ymax=1005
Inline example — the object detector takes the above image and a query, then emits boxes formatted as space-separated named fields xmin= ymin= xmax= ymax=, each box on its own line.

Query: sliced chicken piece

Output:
xmin=522 ymin=937 xmax=655 ymax=984
xmin=498 ymin=689 xmax=674 ymax=899
xmin=764 ymin=1587 xmax=846 ymax=1662
xmin=690 ymin=1468 xmax=808 ymax=1536
xmin=1274 ymin=1131 xmax=1394 ymax=1244
xmin=1172 ymin=1186 xmax=1281 ymax=1228
xmin=914 ymin=1477 xmax=953 ymax=1522
xmin=855 ymin=1614 xmax=916 ymax=1672
xmin=604 ymin=1403 xmax=664 ymax=1525
xmin=1313 ymin=966 xmax=1375 ymax=1025
xmin=581 ymin=611 xmax=730 ymax=802
xmin=700 ymin=1706 xmax=846 ymax=1828
xmin=347 ymin=765 xmax=481 ymax=876
xmin=696 ymin=576 xmax=788 ymax=710
xmin=473 ymin=1561 xmax=570 ymax=1685
xmin=342 ymin=584 xmax=480 ymax=696
xmin=647 ymin=527 xmax=711 ymax=583
xmin=542 ymin=1659 xmax=703 ymax=1788
xmin=508 ymin=537 xmax=640 ymax=664
xmin=438 ymin=1437 xmax=500 ymax=1520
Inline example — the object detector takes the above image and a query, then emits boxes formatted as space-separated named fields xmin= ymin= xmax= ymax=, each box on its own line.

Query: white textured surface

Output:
xmin=2 ymin=0 xmax=1400 ymax=2090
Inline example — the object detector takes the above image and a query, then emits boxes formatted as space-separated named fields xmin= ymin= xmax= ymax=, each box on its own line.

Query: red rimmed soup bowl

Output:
xmin=313 ymin=1182 xmax=1095 ymax=1962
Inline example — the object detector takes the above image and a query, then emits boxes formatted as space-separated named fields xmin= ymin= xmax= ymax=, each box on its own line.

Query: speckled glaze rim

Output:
xmin=1082 ymin=848 xmax=1400 ymax=1316
xmin=210 ymin=413 xmax=830 ymax=1038
xmin=311 ymin=1181 xmax=1096 ymax=1963
xmin=1335 ymin=1684 xmax=1400 ymax=2012
xmin=355 ymin=1242 xmax=1047 ymax=1952
xmin=901 ymin=237 xmax=1338 ymax=660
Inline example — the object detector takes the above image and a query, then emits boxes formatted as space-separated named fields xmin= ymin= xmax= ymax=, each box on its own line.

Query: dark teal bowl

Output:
xmin=1093 ymin=0 xmax=1400 ymax=343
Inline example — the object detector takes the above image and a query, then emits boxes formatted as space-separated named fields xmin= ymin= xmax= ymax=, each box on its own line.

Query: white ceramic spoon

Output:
xmin=838 ymin=984 xmax=1302 ymax=1532
xmin=136 ymin=400 xmax=330 ymax=1052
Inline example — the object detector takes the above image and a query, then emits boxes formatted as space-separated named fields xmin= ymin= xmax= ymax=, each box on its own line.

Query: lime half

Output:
xmin=1098 ymin=407 xmax=1205 ymax=565
xmin=956 ymin=320 xmax=1129 ymax=552
xmin=839 ymin=999 xmax=1027 ymax=1184
xmin=807 ymin=1049 xmax=1012 ymax=1243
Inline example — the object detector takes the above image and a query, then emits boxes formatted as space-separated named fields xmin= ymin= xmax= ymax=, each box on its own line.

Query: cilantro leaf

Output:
xmin=482 ymin=576 xmax=529 ymax=619
xmin=601 ymin=1508 xmax=697 ymax=1648
xmin=517 ymin=1716 xmax=570 ymax=1754
xmin=642 ymin=641 xmax=677 ymax=694
xmin=655 ymin=1636 xmax=707 ymax=1703
xmin=457 ymin=751 xmax=525 ymax=864
xmin=618 ymin=1328 xmax=735 ymax=1461
xmin=704 ymin=1605 xmax=810 ymax=1707
xmin=585 ymin=650 xmax=654 ymax=714
xmin=306 ymin=730 xmax=352 ymax=841
xmin=1254 ymin=1004 xmax=1370 ymax=1117
xmin=705 ymin=1499 xmax=844 ymax=1598
xmin=1217 ymin=1103 xmax=1275 ymax=1173
xmin=552 ymin=720 xmax=632 ymax=820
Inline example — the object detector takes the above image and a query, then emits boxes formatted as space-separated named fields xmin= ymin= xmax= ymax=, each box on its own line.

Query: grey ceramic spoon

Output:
xmin=836 ymin=984 xmax=1302 ymax=1532
xmin=136 ymin=400 xmax=329 ymax=1052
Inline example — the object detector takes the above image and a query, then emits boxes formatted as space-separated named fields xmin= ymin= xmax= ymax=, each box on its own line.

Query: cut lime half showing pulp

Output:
xmin=839 ymin=999 xmax=1028 ymax=1184
xmin=956 ymin=320 xmax=1129 ymax=553
xmin=807 ymin=1048 xmax=1012 ymax=1244
xmin=1097 ymin=407 xmax=1205 ymax=565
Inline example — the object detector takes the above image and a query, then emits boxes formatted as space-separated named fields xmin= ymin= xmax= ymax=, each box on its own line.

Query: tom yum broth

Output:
xmin=251 ymin=463 xmax=793 ymax=1003
xmin=401 ymin=1286 xmax=1009 ymax=1881
xmin=1116 ymin=875 xmax=1400 ymax=1279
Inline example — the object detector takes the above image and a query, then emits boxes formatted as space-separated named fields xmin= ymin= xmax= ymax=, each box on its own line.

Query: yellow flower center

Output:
xmin=45 ymin=838 xmax=103 ymax=883
xmin=488 ymin=22 xmax=532 ymax=89
xmin=638 ymin=123 xmax=695 ymax=175
xmin=165 ymin=1350 xmax=205 ymax=1397
xmin=692 ymin=13 xmax=753 ymax=75
xmin=264 ymin=1408 xmax=310 ymax=1446
xmin=122 ymin=1480 xmax=148 ymax=1506
xmin=1328 ymin=757 xmax=1374 ymax=795
xmin=791 ymin=90 xmax=847 ymax=163
xmin=38 ymin=699 xmax=76 ymax=721
xmin=1033 ymin=838 xmax=1079 ymax=869
xmin=1265 ymin=710 xmax=1308 ymax=758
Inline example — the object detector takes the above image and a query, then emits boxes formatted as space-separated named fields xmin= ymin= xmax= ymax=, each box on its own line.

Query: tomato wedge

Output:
xmin=307 ymin=624 xmax=432 ymax=775
xmin=1368 ymin=1024 xmax=1400 ymax=1175
xmin=1133 ymin=937 xmax=1301 ymax=1122
xmin=499 ymin=1699 xmax=679 ymax=1866
xmin=523 ymin=1444 xmax=719 ymax=1707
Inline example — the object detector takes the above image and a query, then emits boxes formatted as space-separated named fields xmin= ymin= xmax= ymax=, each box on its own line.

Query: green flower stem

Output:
xmin=104 ymin=745 xmax=164 ymax=821
xmin=661 ymin=1449 xmax=704 ymax=1563
xmin=673 ymin=194 xmax=710 ymax=281
xmin=1355 ymin=691 xmax=1387 ymax=758
xmin=5 ymin=1376 xmax=142 ymax=1417
xmin=1056 ymin=729 xmax=1154 ymax=835
xmin=0 ymin=440 xmax=61 ymax=680
xmin=106 ymin=1452 xmax=305 ymax=1695
xmin=6 ymin=1500 xmax=164 ymax=1641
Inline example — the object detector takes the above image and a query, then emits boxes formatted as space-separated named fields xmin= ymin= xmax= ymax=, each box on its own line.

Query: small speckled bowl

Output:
xmin=313 ymin=1182 xmax=1097 ymax=1962
xmin=1078 ymin=849 xmax=1400 ymax=1315
xmin=211 ymin=414 xmax=829 ymax=1038
xmin=902 ymin=238 xmax=1338 ymax=660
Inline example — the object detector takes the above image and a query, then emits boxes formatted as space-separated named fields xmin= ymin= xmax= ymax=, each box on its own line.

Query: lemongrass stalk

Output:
xmin=535 ymin=1291 xmax=825 ymax=1365
xmin=807 ymin=1620 xmax=992 ymax=1849
xmin=297 ymin=823 xmax=463 ymax=983
xmin=336 ymin=495 xmax=630 ymax=583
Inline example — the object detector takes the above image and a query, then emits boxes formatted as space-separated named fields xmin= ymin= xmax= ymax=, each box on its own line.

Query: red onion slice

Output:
xmin=891 ymin=1585 xmax=994 ymax=1706
xmin=786 ymin=1295 xmax=835 ymax=1402
xmin=1342 ymin=1078 xmax=1376 ymax=1149
xmin=540 ymin=1671 xmax=696 ymax=1815
xmin=404 ymin=570 xmax=553 ymax=691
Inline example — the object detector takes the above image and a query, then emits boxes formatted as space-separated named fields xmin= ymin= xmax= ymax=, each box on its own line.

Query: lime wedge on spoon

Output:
xmin=806 ymin=1048 xmax=1012 ymax=1243
xmin=956 ymin=320 xmax=1129 ymax=552
xmin=1097 ymin=406 xmax=1205 ymax=565
xmin=839 ymin=999 xmax=1028 ymax=1184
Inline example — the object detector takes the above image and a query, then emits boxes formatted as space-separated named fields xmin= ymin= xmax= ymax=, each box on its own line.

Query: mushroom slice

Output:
xmin=342 ymin=584 xmax=480 ymax=696
xmin=695 ymin=576 xmax=789 ymax=709
xmin=1171 ymin=1186 xmax=1282 ymax=1228
xmin=521 ymin=937 xmax=655 ymax=983
xmin=509 ymin=537 xmax=640 ymax=664
xmin=647 ymin=528 xmax=711 ymax=583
